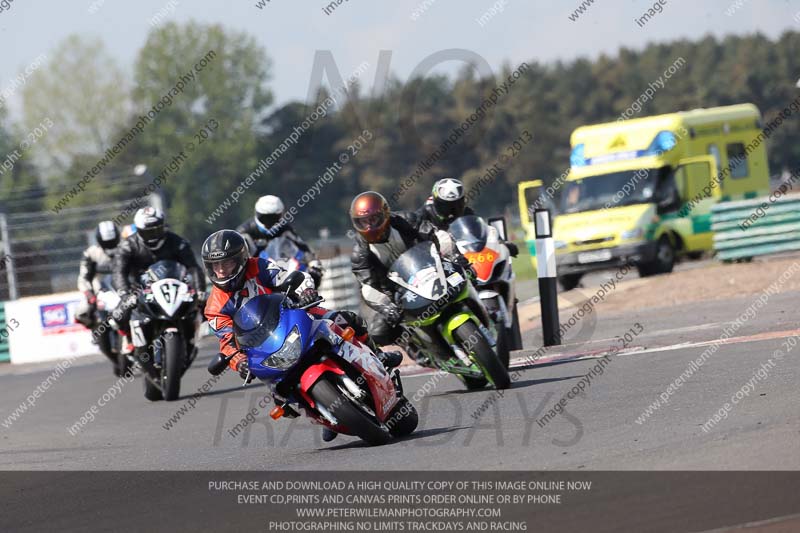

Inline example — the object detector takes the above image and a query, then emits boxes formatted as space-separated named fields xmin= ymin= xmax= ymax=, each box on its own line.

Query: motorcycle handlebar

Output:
xmin=286 ymin=297 xmax=325 ymax=310
xmin=207 ymin=353 xmax=233 ymax=376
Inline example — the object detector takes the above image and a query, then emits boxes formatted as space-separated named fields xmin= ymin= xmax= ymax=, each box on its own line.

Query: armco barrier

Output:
xmin=712 ymin=195 xmax=800 ymax=261
xmin=318 ymin=255 xmax=360 ymax=312
xmin=0 ymin=302 xmax=10 ymax=362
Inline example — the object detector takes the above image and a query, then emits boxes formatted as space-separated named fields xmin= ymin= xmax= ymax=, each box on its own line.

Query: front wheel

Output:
xmin=309 ymin=377 xmax=391 ymax=446
xmin=482 ymin=296 xmax=510 ymax=369
xmin=387 ymin=397 xmax=418 ymax=437
xmin=638 ymin=236 xmax=674 ymax=277
xmin=161 ymin=333 xmax=185 ymax=401
xmin=454 ymin=321 xmax=510 ymax=390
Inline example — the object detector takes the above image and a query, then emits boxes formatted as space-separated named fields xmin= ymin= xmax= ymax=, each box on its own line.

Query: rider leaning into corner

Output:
xmin=76 ymin=221 xmax=121 ymax=329
xmin=416 ymin=177 xmax=519 ymax=257
xmin=112 ymin=206 xmax=206 ymax=359
xmin=349 ymin=190 xmax=474 ymax=357
xmin=201 ymin=229 xmax=402 ymax=442
xmin=236 ymin=194 xmax=324 ymax=286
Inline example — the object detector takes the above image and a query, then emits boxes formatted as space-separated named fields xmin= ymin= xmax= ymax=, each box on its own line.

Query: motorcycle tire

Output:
xmin=161 ymin=333 xmax=184 ymax=401
xmin=454 ymin=321 xmax=511 ymax=390
xmin=508 ymin=302 xmax=523 ymax=352
xmin=96 ymin=327 xmax=114 ymax=359
xmin=482 ymin=297 xmax=510 ymax=369
xmin=495 ymin=328 xmax=511 ymax=369
xmin=309 ymin=377 xmax=391 ymax=446
xmin=387 ymin=397 xmax=418 ymax=437
xmin=144 ymin=375 xmax=163 ymax=402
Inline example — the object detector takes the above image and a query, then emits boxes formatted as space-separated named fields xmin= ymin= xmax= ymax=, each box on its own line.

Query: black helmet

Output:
xmin=202 ymin=230 xmax=249 ymax=292
xmin=95 ymin=221 xmax=120 ymax=250
xmin=133 ymin=206 xmax=166 ymax=249
xmin=431 ymin=178 xmax=466 ymax=223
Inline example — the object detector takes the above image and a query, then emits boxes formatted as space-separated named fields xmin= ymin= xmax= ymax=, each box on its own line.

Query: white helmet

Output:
xmin=254 ymin=195 xmax=285 ymax=237
xmin=133 ymin=206 xmax=166 ymax=250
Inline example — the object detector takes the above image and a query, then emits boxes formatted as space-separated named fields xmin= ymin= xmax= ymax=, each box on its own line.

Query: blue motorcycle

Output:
xmin=208 ymin=289 xmax=417 ymax=446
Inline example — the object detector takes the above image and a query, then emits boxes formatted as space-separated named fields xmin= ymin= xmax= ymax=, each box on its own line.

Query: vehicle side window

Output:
xmin=662 ymin=166 xmax=684 ymax=200
xmin=708 ymin=144 xmax=721 ymax=171
xmin=726 ymin=142 xmax=748 ymax=179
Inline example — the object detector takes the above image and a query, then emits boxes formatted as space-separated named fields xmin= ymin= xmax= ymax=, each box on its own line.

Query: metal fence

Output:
xmin=0 ymin=169 xmax=159 ymax=300
xmin=712 ymin=194 xmax=800 ymax=261
xmin=317 ymin=254 xmax=360 ymax=312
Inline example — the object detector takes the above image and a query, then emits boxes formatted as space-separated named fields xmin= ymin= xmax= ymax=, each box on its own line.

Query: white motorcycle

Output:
xmin=94 ymin=276 xmax=129 ymax=376
xmin=450 ymin=215 xmax=523 ymax=367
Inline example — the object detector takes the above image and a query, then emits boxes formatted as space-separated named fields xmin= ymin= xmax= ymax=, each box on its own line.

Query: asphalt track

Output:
xmin=1 ymin=286 xmax=799 ymax=531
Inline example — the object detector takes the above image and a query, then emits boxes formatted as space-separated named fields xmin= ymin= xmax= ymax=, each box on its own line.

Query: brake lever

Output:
xmin=299 ymin=297 xmax=325 ymax=310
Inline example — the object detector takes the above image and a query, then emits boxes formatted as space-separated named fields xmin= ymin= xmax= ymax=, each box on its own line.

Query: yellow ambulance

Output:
xmin=518 ymin=104 xmax=770 ymax=289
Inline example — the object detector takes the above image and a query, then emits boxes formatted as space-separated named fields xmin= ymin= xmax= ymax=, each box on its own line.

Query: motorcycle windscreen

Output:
xmin=233 ymin=294 xmax=285 ymax=349
xmin=389 ymin=242 xmax=464 ymax=311
xmin=262 ymin=237 xmax=303 ymax=271
xmin=146 ymin=260 xmax=186 ymax=282
xmin=449 ymin=215 xmax=488 ymax=253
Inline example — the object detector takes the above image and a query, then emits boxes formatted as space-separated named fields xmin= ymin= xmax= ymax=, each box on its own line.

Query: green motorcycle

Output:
xmin=388 ymin=242 xmax=511 ymax=390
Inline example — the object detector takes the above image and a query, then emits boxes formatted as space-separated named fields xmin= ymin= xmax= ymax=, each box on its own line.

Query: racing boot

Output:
xmin=376 ymin=350 xmax=403 ymax=369
xmin=322 ymin=427 xmax=338 ymax=442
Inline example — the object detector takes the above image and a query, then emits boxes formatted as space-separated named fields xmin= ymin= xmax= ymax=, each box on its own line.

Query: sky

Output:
xmin=1 ymin=0 xmax=799 ymax=119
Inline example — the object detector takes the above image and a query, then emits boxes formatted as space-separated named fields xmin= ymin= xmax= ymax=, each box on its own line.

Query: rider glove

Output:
xmin=233 ymin=354 xmax=254 ymax=383
xmin=295 ymin=288 xmax=320 ymax=308
xmin=383 ymin=304 xmax=403 ymax=327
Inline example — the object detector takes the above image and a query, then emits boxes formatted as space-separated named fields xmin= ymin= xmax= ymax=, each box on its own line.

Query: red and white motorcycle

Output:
xmin=450 ymin=215 xmax=523 ymax=367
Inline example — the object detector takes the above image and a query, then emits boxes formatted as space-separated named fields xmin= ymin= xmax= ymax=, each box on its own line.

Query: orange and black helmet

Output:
xmin=350 ymin=191 xmax=391 ymax=243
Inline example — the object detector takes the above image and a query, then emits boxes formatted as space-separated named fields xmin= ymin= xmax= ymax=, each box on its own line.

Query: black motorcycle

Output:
xmin=131 ymin=260 xmax=201 ymax=401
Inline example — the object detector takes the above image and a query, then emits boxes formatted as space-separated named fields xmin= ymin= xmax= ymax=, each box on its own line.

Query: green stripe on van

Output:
xmin=692 ymin=214 xmax=713 ymax=234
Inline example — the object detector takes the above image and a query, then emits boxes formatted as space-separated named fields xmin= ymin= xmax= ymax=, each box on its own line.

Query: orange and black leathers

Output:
xmin=204 ymin=257 xmax=369 ymax=372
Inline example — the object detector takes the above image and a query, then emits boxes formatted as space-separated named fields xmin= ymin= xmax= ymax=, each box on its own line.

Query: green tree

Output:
xmin=130 ymin=21 xmax=273 ymax=244
xmin=20 ymin=35 xmax=129 ymax=175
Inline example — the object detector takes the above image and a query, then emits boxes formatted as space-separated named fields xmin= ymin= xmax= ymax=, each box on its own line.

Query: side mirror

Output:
xmin=277 ymin=271 xmax=305 ymax=293
xmin=207 ymin=353 xmax=230 ymax=376
xmin=487 ymin=216 xmax=508 ymax=241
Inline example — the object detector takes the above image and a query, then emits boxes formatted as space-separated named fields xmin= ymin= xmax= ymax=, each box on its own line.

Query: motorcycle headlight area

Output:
xmin=262 ymin=326 xmax=303 ymax=369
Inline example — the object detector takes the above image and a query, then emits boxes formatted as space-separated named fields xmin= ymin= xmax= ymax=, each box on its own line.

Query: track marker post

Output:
xmin=534 ymin=209 xmax=561 ymax=346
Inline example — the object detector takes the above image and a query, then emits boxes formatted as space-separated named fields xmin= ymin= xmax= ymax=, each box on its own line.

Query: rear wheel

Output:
xmin=387 ymin=397 xmax=418 ymax=437
xmin=161 ymin=333 xmax=184 ymax=401
xmin=309 ymin=377 xmax=391 ymax=446
xmin=454 ymin=321 xmax=510 ymax=390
